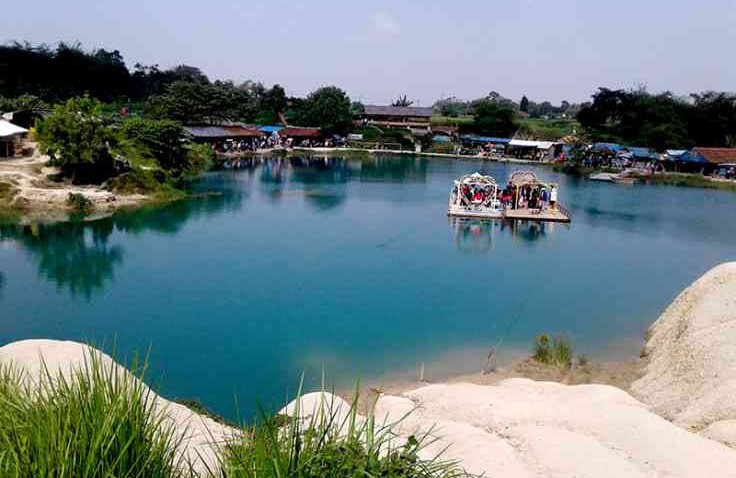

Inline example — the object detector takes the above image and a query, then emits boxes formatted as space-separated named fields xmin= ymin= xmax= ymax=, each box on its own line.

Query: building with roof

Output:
xmin=0 ymin=119 xmax=28 ymax=158
xmin=360 ymin=105 xmax=434 ymax=128
xmin=682 ymin=147 xmax=736 ymax=166
xmin=278 ymin=127 xmax=322 ymax=139
xmin=183 ymin=125 xmax=264 ymax=142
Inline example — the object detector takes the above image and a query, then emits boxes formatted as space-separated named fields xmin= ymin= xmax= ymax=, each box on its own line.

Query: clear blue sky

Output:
xmin=3 ymin=0 xmax=735 ymax=105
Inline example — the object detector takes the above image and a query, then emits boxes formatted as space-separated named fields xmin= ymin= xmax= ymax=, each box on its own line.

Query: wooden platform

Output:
xmin=504 ymin=207 xmax=571 ymax=223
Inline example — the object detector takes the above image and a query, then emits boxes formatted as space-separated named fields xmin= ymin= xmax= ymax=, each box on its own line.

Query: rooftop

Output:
xmin=363 ymin=105 xmax=434 ymax=118
xmin=693 ymin=147 xmax=736 ymax=165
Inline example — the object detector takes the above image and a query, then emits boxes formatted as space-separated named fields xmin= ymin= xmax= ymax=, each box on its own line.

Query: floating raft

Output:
xmin=503 ymin=206 xmax=571 ymax=223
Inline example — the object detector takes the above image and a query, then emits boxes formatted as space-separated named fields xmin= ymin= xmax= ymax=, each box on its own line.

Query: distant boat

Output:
xmin=589 ymin=172 xmax=616 ymax=182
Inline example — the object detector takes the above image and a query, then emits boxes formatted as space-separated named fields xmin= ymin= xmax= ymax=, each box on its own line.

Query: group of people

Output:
xmin=215 ymin=135 xmax=344 ymax=155
xmin=500 ymin=183 xmax=558 ymax=211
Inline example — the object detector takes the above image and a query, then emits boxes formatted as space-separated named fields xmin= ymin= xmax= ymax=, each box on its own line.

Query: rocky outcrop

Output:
xmin=632 ymin=262 xmax=736 ymax=446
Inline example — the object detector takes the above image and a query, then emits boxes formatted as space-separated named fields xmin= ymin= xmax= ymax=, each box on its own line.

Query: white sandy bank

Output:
xmin=632 ymin=262 xmax=736 ymax=446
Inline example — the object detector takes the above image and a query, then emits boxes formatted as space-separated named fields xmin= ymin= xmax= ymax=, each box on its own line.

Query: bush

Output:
xmin=66 ymin=192 xmax=93 ymax=212
xmin=105 ymin=168 xmax=180 ymax=197
xmin=36 ymin=96 xmax=118 ymax=184
xmin=0 ymin=352 xmax=183 ymax=478
xmin=532 ymin=334 xmax=573 ymax=369
xmin=220 ymin=388 xmax=464 ymax=478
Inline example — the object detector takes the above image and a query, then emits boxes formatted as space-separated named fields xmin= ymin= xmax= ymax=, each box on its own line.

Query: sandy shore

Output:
xmin=0 ymin=149 xmax=149 ymax=222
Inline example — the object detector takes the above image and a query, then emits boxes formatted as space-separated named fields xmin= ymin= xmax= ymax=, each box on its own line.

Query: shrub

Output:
xmin=0 ymin=351 xmax=184 ymax=478
xmin=66 ymin=192 xmax=93 ymax=212
xmin=532 ymin=333 xmax=573 ymax=369
xmin=219 ymin=387 xmax=464 ymax=478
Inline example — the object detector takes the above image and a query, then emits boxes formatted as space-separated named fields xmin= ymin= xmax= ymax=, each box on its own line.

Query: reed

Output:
xmin=0 ymin=351 xmax=184 ymax=478
xmin=216 ymin=382 xmax=465 ymax=478
xmin=533 ymin=333 xmax=573 ymax=369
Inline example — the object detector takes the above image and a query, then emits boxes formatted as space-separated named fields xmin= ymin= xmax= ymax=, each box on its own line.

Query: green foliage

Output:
xmin=392 ymin=94 xmax=414 ymax=107
xmin=517 ymin=117 xmax=579 ymax=140
xmin=0 ymin=351 xmax=184 ymax=478
xmin=291 ymin=86 xmax=353 ymax=134
xmin=118 ymin=118 xmax=213 ymax=178
xmin=533 ymin=334 xmax=573 ymax=369
xmin=576 ymin=87 xmax=736 ymax=149
xmin=0 ymin=42 xmax=130 ymax=102
xmin=104 ymin=168 xmax=178 ymax=196
xmin=469 ymin=100 xmax=518 ymax=137
xmin=36 ymin=96 xmax=118 ymax=183
xmin=221 ymin=387 xmax=464 ymax=478
xmin=520 ymin=95 xmax=529 ymax=113
xmin=66 ymin=192 xmax=93 ymax=212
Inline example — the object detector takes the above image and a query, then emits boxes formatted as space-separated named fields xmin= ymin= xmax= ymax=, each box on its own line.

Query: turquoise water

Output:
xmin=1 ymin=155 xmax=735 ymax=418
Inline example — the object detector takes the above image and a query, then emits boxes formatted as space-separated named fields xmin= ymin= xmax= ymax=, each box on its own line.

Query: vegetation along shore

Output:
xmin=2 ymin=42 xmax=736 ymax=221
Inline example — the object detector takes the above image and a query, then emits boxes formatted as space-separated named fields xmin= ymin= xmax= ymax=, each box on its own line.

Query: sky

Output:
xmin=2 ymin=0 xmax=736 ymax=106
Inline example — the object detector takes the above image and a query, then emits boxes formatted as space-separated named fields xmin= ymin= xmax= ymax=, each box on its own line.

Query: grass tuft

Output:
xmin=533 ymin=333 xmax=573 ymax=369
xmin=218 ymin=382 xmax=465 ymax=478
xmin=0 ymin=349 xmax=185 ymax=478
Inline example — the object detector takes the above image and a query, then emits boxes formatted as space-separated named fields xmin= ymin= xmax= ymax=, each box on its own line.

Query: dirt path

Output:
xmin=0 ymin=148 xmax=148 ymax=221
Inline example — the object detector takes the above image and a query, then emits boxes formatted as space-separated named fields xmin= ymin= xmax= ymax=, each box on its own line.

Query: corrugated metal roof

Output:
xmin=183 ymin=125 xmax=264 ymax=139
xmin=461 ymin=135 xmax=511 ymax=144
xmin=279 ymin=127 xmax=321 ymax=137
xmin=691 ymin=147 xmax=736 ymax=165
xmin=363 ymin=105 xmax=433 ymax=118
xmin=509 ymin=139 xmax=555 ymax=149
xmin=0 ymin=119 xmax=28 ymax=138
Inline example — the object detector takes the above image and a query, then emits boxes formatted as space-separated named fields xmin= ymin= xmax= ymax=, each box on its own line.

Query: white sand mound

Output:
xmin=0 ymin=339 xmax=237 ymax=476
xmin=632 ymin=262 xmax=736 ymax=446
xmin=372 ymin=380 xmax=736 ymax=478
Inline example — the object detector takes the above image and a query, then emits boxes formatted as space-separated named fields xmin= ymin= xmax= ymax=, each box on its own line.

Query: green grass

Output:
xmin=0 ymin=352 xmax=465 ymax=478
xmin=218 ymin=384 xmax=465 ymax=478
xmin=0 ymin=351 xmax=184 ymax=478
xmin=643 ymin=173 xmax=736 ymax=192
xmin=430 ymin=115 xmax=474 ymax=126
xmin=532 ymin=334 xmax=573 ymax=369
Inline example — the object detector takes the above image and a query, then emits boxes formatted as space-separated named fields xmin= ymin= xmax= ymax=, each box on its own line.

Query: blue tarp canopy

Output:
xmin=593 ymin=142 xmax=622 ymax=153
xmin=259 ymin=125 xmax=284 ymax=133
xmin=461 ymin=135 xmax=511 ymax=144
xmin=625 ymin=147 xmax=658 ymax=159
xmin=677 ymin=150 xmax=708 ymax=163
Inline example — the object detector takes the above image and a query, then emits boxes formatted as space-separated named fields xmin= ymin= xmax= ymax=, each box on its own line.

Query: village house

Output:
xmin=359 ymin=105 xmax=434 ymax=128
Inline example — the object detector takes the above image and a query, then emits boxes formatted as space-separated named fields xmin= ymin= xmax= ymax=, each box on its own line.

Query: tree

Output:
xmin=392 ymin=95 xmax=414 ymax=107
xmin=256 ymin=84 xmax=287 ymax=125
xmin=292 ymin=86 xmax=353 ymax=134
xmin=36 ymin=97 xmax=118 ymax=183
xmin=520 ymin=95 xmax=529 ymax=113
xmin=470 ymin=100 xmax=518 ymax=137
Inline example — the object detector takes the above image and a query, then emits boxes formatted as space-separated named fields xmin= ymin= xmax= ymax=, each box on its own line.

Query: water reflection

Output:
xmin=0 ymin=190 xmax=242 ymax=298
xmin=450 ymin=218 xmax=563 ymax=254
xmin=0 ymin=221 xmax=122 ymax=299
xmin=450 ymin=218 xmax=498 ymax=255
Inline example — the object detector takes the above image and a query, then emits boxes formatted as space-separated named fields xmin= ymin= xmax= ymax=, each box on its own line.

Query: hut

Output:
xmin=183 ymin=125 xmax=264 ymax=152
xmin=0 ymin=120 xmax=28 ymax=158
xmin=278 ymin=127 xmax=322 ymax=145
xmin=504 ymin=170 xmax=570 ymax=222
xmin=675 ymin=147 xmax=736 ymax=174
xmin=507 ymin=139 xmax=557 ymax=161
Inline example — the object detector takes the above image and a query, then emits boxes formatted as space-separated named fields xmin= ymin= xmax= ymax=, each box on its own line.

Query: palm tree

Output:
xmin=391 ymin=95 xmax=414 ymax=107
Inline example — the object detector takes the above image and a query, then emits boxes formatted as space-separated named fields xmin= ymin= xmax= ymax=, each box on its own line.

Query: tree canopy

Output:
xmin=469 ymin=100 xmax=518 ymax=137
xmin=577 ymin=87 xmax=736 ymax=149
xmin=291 ymin=86 xmax=353 ymax=134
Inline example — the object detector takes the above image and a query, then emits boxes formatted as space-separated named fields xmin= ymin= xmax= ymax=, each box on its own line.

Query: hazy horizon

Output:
xmin=3 ymin=0 xmax=735 ymax=105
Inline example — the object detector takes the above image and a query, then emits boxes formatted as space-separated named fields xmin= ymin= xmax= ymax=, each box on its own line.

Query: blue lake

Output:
xmin=1 ymin=155 xmax=735 ymax=419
